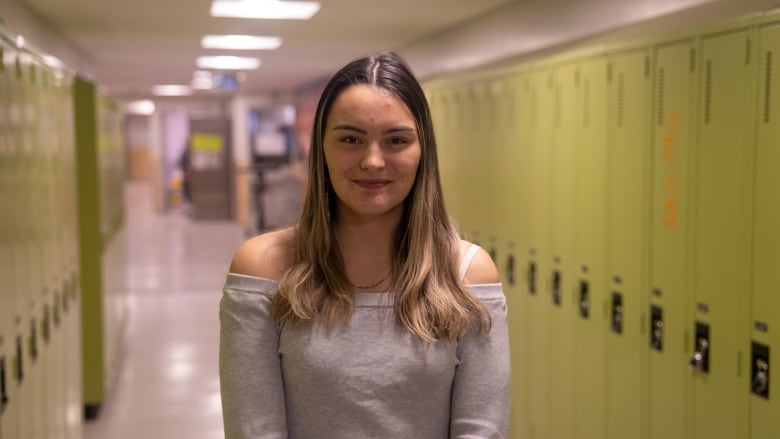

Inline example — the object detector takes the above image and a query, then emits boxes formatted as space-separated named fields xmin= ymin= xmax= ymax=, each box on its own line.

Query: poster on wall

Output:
xmin=191 ymin=133 xmax=224 ymax=170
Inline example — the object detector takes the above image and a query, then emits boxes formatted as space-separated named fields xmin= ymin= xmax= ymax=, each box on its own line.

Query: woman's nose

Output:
xmin=360 ymin=142 xmax=385 ymax=169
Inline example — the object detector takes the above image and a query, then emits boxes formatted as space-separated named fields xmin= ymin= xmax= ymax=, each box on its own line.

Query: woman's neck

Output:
xmin=334 ymin=212 xmax=401 ymax=289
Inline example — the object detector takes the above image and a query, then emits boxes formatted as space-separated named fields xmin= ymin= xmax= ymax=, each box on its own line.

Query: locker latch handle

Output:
xmin=611 ymin=292 xmax=623 ymax=334
xmin=690 ymin=323 xmax=710 ymax=373
xmin=578 ymin=280 xmax=589 ymax=318
xmin=551 ymin=270 xmax=562 ymax=306
xmin=0 ymin=356 xmax=8 ymax=414
xmin=753 ymin=359 xmax=769 ymax=396
xmin=528 ymin=262 xmax=537 ymax=295
xmin=752 ymin=341 xmax=770 ymax=399
xmin=690 ymin=339 xmax=709 ymax=370
xmin=650 ymin=305 xmax=663 ymax=351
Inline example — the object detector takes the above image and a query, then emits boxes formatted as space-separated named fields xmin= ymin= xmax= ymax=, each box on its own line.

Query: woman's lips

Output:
xmin=354 ymin=179 xmax=390 ymax=189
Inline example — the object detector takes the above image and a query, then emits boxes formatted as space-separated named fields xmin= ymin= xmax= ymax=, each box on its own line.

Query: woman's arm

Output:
xmin=451 ymin=249 xmax=510 ymax=438
xmin=220 ymin=277 xmax=288 ymax=439
xmin=220 ymin=231 xmax=296 ymax=438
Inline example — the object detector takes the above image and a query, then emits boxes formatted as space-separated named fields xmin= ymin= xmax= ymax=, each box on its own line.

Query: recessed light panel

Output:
xmin=202 ymin=35 xmax=282 ymax=50
xmin=196 ymin=56 xmax=261 ymax=70
xmin=210 ymin=0 xmax=321 ymax=20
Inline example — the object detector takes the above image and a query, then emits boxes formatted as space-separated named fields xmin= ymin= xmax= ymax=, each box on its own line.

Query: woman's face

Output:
xmin=323 ymin=84 xmax=421 ymax=221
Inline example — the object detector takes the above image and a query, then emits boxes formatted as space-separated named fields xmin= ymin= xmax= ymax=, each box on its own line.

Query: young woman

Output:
xmin=220 ymin=52 xmax=509 ymax=438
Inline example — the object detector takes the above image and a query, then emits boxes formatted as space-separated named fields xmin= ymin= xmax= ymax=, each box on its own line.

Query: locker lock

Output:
xmin=579 ymin=280 xmax=590 ymax=319
xmin=528 ymin=261 xmax=537 ymax=295
xmin=611 ymin=292 xmax=623 ymax=334
xmin=552 ymin=270 xmax=562 ymax=306
xmin=690 ymin=322 xmax=710 ymax=373
xmin=751 ymin=342 xmax=770 ymax=399
xmin=650 ymin=305 xmax=663 ymax=351
xmin=0 ymin=356 xmax=8 ymax=414
xmin=506 ymin=254 xmax=516 ymax=286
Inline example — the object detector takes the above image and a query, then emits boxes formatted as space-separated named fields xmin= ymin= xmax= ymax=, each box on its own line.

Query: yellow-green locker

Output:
xmin=3 ymin=42 xmax=20 ymax=439
xmin=485 ymin=79 xmax=505 ymax=261
xmin=749 ymin=21 xmax=780 ymax=439
xmin=547 ymin=61 xmax=580 ymax=439
xmin=0 ymin=40 xmax=10 ymax=439
xmin=29 ymin=58 xmax=51 ymax=439
xmin=447 ymin=89 xmax=466 ymax=226
xmin=74 ymin=76 xmax=107 ymax=418
xmin=43 ymin=65 xmax=66 ymax=439
xmin=691 ymin=28 xmax=755 ymax=439
xmin=454 ymin=85 xmax=475 ymax=236
xmin=507 ymin=72 xmax=532 ymax=439
xmin=572 ymin=56 xmax=609 ymax=439
xmin=647 ymin=39 xmax=696 ymax=439
xmin=465 ymin=83 xmax=485 ymax=243
xmin=11 ymin=49 xmax=38 ymax=439
xmin=526 ymin=68 xmax=554 ymax=439
xmin=60 ymin=73 xmax=82 ymax=439
xmin=605 ymin=48 xmax=651 ymax=439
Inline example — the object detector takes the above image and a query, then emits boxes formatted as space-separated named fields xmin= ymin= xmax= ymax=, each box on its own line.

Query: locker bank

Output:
xmin=2 ymin=0 xmax=780 ymax=438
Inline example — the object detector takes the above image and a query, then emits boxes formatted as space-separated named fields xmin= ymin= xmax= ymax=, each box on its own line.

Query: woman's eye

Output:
xmin=340 ymin=136 xmax=360 ymax=144
xmin=387 ymin=137 xmax=408 ymax=145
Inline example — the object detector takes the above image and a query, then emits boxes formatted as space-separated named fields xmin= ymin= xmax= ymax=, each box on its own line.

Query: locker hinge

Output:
xmin=690 ymin=48 xmax=696 ymax=72
xmin=746 ymin=38 xmax=752 ymax=65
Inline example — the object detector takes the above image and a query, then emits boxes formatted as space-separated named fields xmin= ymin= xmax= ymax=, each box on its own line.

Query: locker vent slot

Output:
xmin=584 ymin=79 xmax=591 ymax=127
xmin=705 ymin=60 xmax=713 ymax=124
xmin=617 ymin=73 xmax=625 ymax=126
xmin=765 ymin=51 xmax=772 ymax=123
xmin=658 ymin=67 xmax=666 ymax=126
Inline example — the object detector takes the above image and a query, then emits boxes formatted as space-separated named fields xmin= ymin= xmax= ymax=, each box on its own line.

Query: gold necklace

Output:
xmin=349 ymin=271 xmax=391 ymax=289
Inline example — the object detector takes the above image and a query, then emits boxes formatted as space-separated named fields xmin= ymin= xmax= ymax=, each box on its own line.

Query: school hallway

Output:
xmin=83 ymin=181 xmax=246 ymax=439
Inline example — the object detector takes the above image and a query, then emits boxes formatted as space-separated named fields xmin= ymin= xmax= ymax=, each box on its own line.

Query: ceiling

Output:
xmin=15 ymin=0 xmax=517 ymax=98
xmin=10 ymin=0 xmax=780 ymax=100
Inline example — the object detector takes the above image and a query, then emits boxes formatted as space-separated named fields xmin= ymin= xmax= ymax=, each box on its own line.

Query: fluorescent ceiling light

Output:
xmin=210 ymin=0 xmax=321 ymax=20
xmin=196 ymin=56 xmax=261 ymax=70
xmin=124 ymin=100 xmax=156 ymax=115
xmin=151 ymin=85 xmax=192 ymax=96
xmin=202 ymin=35 xmax=282 ymax=50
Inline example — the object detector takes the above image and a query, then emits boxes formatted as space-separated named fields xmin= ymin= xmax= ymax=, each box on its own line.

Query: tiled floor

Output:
xmin=84 ymin=182 xmax=247 ymax=439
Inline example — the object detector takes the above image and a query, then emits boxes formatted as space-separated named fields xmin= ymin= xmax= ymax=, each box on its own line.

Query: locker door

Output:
xmin=647 ymin=40 xmax=696 ymax=439
xmin=572 ymin=56 xmax=609 ymax=439
xmin=12 ymin=50 xmax=37 ymax=439
xmin=486 ymin=79 xmax=509 ymax=263
xmin=507 ymin=72 xmax=532 ymax=439
xmin=451 ymin=89 xmax=467 ymax=226
xmin=526 ymin=69 xmax=554 ymax=439
xmin=691 ymin=29 xmax=754 ymax=439
xmin=547 ymin=62 xmax=579 ymax=439
xmin=443 ymin=89 xmax=465 ymax=225
xmin=0 ymin=42 xmax=11 ymax=439
xmin=749 ymin=22 xmax=780 ymax=438
xmin=461 ymin=86 xmax=479 ymax=237
xmin=605 ymin=49 xmax=651 ymax=439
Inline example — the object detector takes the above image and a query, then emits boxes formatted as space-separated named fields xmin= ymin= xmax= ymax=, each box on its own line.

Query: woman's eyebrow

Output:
xmin=332 ymin=124 xmax=415 ymax=134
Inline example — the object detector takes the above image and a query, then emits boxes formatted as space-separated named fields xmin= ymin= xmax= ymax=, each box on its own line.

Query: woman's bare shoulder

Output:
xmin=229 ymin=227 xmax=297 ymax=281
xmin=459 ymin=239 xmax=500 ymax=285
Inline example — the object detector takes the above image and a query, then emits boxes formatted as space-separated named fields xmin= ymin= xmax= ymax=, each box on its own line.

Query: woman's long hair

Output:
xmin=270 ymin=52 xmax=490 ymax=341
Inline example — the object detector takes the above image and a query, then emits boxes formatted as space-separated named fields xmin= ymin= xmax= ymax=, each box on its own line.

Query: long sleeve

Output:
xmin=449 ymin=283 xmax=511 ymax=438
xmin=220 ymin=274 xmax=288 ymax=439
